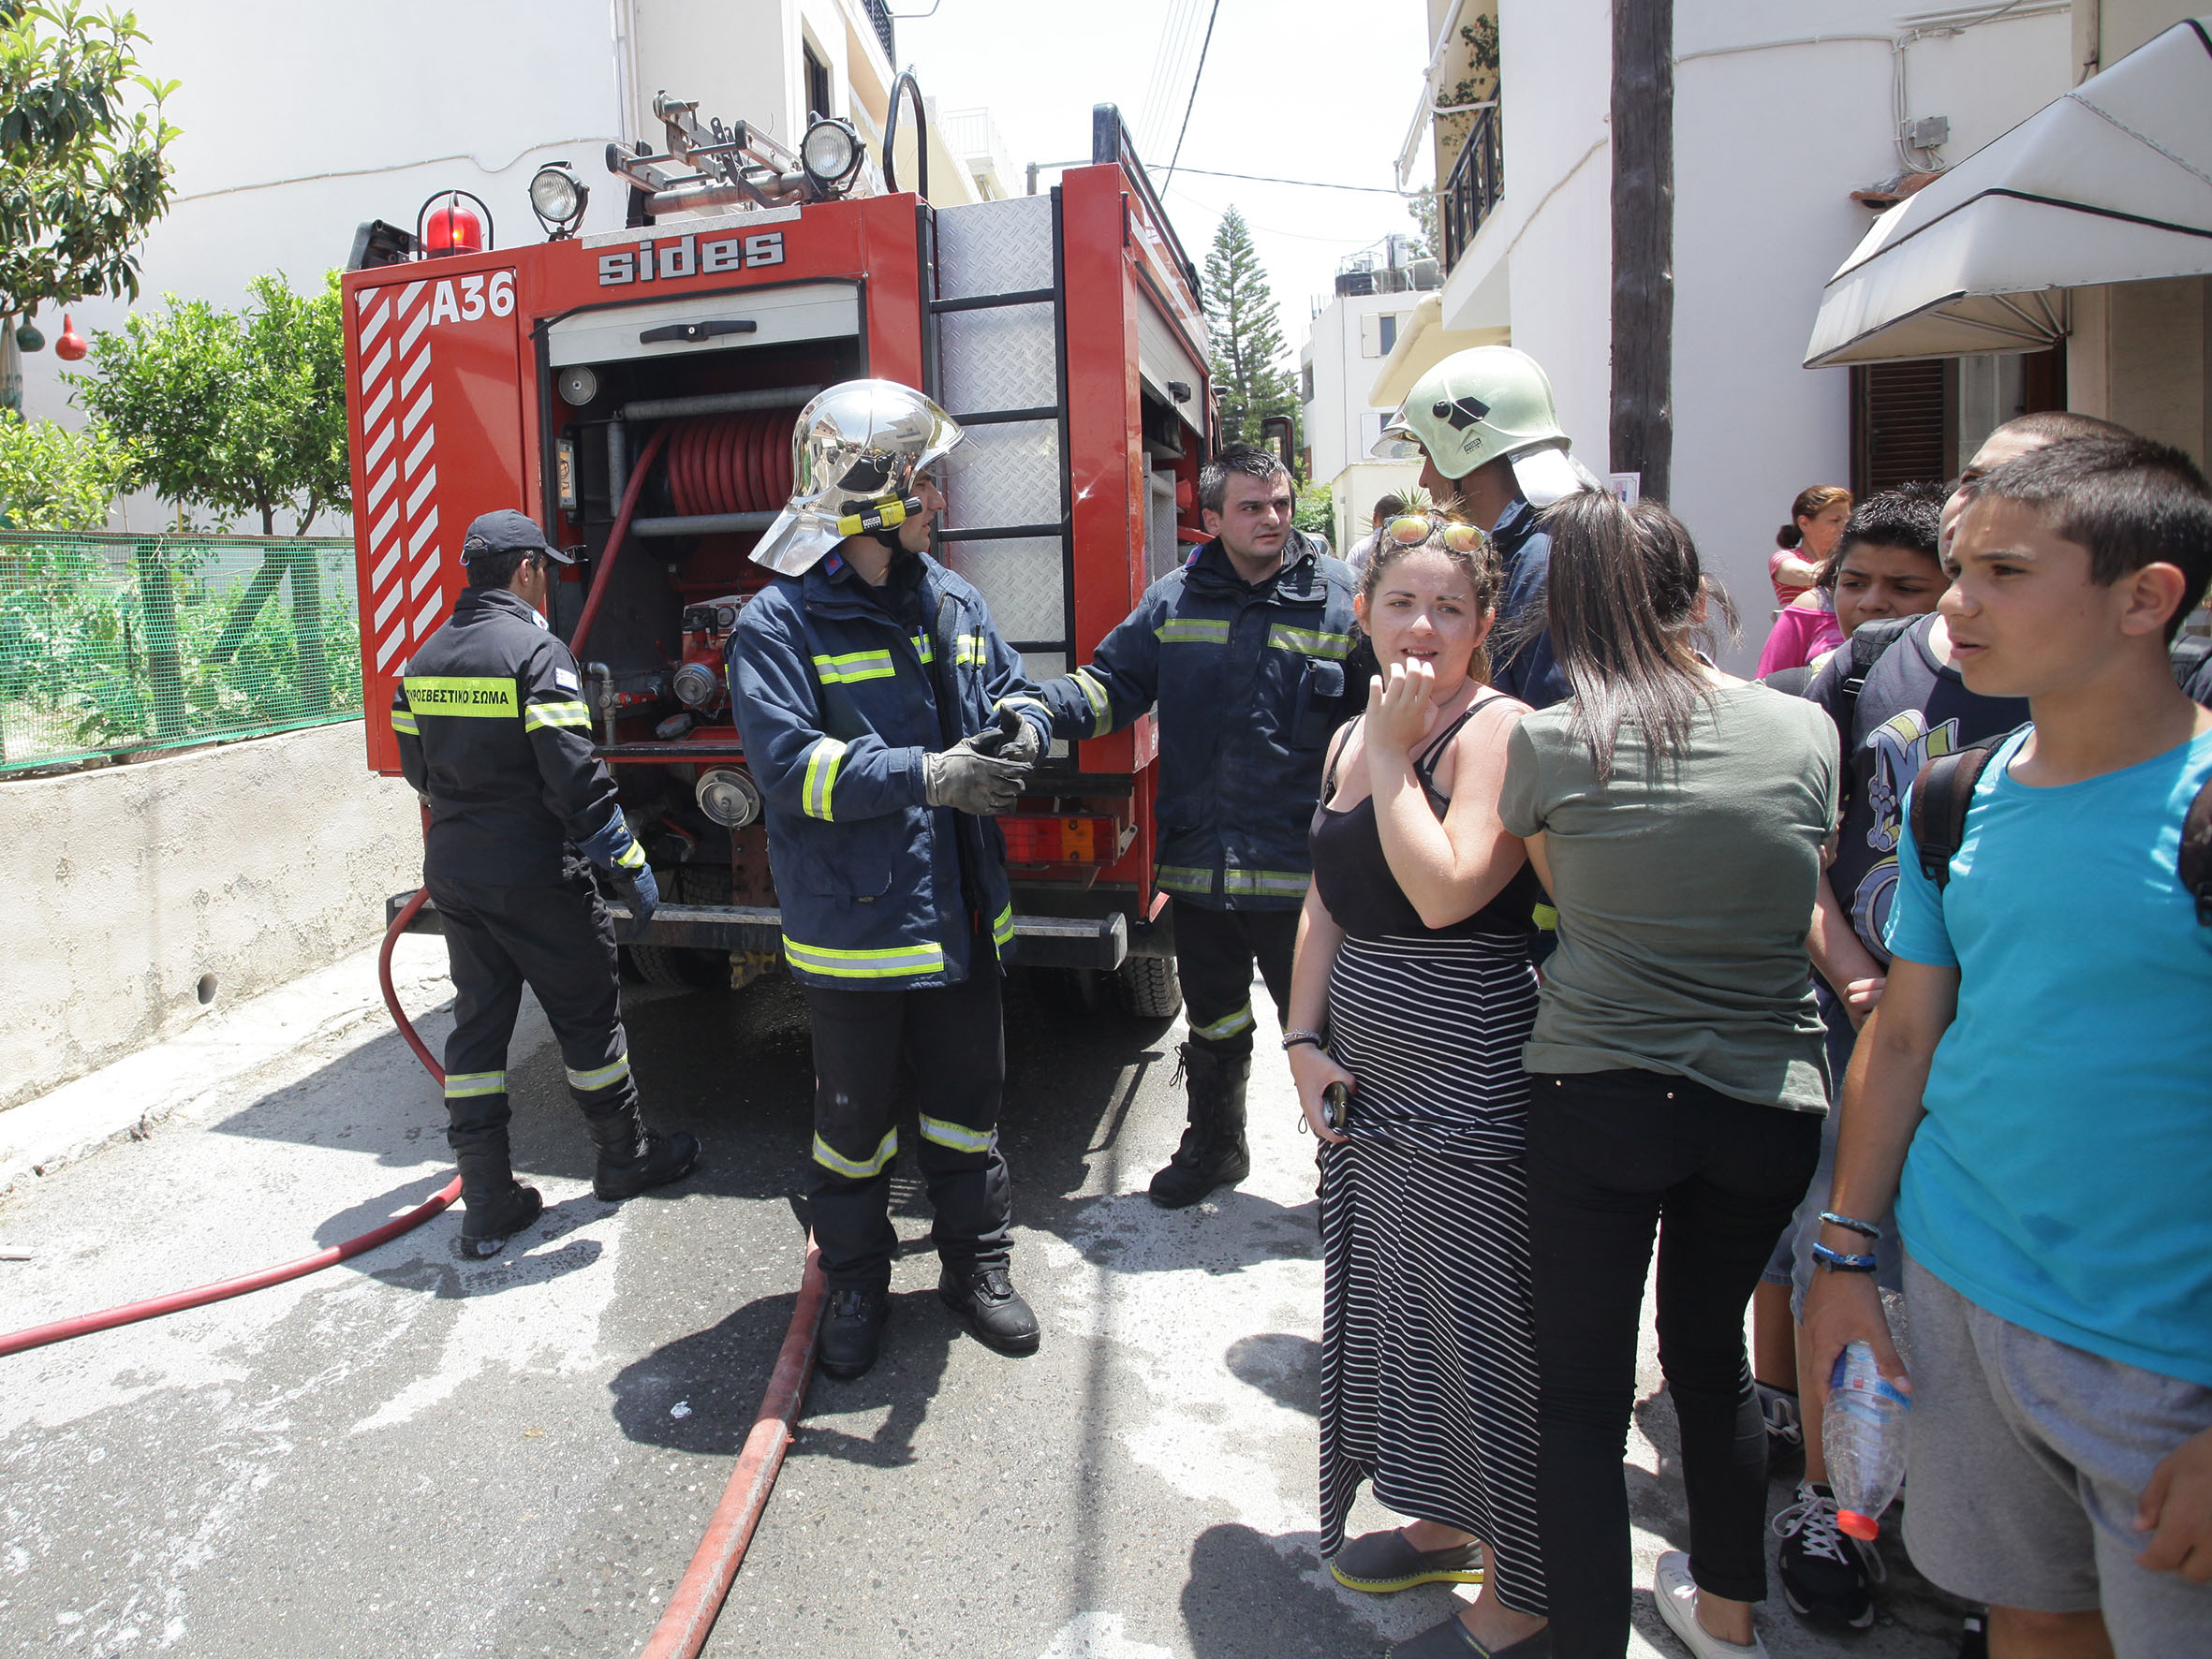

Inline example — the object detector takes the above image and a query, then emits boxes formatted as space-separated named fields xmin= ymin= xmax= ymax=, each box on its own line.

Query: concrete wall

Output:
xmin=0 ymin=721 xmax=420 ymax=1113
xmin=1303 ymin=290 xmax=1426 ymax=481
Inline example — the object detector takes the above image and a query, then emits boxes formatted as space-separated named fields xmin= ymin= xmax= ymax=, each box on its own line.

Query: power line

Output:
xmin=1171 ymin=166 xmax=1408 ymax=195
xmin=1162 ymin=0 xmax=1222 ymax=187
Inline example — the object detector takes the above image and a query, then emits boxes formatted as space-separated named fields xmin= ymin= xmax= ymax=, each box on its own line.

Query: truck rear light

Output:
xmin=1001 ymin=815 xmax=1121 ymax=865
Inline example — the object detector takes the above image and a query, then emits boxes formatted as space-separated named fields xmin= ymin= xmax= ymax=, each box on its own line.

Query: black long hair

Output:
xmin=1540 ymin=492 xmax=1735 ymax=781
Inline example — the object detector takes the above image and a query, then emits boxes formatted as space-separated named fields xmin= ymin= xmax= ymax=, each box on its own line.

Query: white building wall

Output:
xmin=1304 ymin=290 xmax=1425 ymax=481
xmin=1435 ymin=0 xmax=2072 ymax=666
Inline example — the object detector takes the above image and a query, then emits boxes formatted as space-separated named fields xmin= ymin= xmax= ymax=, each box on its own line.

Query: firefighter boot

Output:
xmin=818 ymin=1285 xmax=891 ymax=1380
xmin=583 ymin=1100 xmax=700 ymax=1201
xmin=938 ymin=1261 xmax=1040 ymax=1357
xmin=1147 ymin=1042 xmax=1252 ymax=1209
xmin=453 ymin=1140 xmax=544 ymax=1259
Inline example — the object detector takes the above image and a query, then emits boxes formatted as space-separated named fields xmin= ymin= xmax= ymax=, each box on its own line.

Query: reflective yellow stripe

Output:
xmin=782 ymin=934 xmax=948 ymax=979
xmin=918 ymin=1114 xmax=994 ymax=1153
xmin=390 ymin=709 xmax=420 ymax=735
xmin=955 ymin=633 xmax=987 ymax=666
xmin=912 ymin=633 xmax=935 ymax=664
xmin=444 ymin=1070 xmax=507 ymax=1098
xmin=813 ymin=1127 xmax=898 ymax=1179
xmin=613 ymin=840 xmax=647 ymax=872
xmin=992 ymin=903 xmax=1015 ymax=949
xmin=803 ymin=737 xmax=846 ymax=821
xmin=1071 ymin=668 xmax=1111 ymax=738
xmin=565 ymin=1054 xmax=632 ymax=1093
xmin=1267 ymin=624 xmax=1353 ymax=659
xmin=403 ymin=675 xmax=519 ymax=716
xmin=523 ymin=700 xmax=594 ymax=732
xmin=812 ymin=649 xmax=896 ymax=683
xmin=1225 ymin=868 xmax=1310 ymax=898
xmin=1157 ymin=618 xmax=1231 ymax=645
xmin=1193 ymin=1004 xmax=1253 ymax=1041
xmin=1156 ymin=864 xmax=1215 ymax=894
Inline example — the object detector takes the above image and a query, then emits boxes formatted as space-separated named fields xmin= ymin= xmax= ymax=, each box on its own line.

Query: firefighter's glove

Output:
xmin=970 ymin=705 xmax=1045 ymax=769
xmin=612 ymin=864 xmax=659 ymax=942
xmin=577 ymin=806 xmax=641 ymax=874
xmin=922 ymin=741 xmax=1028 ymax=816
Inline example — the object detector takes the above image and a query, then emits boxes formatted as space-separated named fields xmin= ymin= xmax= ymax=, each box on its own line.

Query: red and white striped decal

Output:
xmin=358 ymin=281 xmax=442 ymax=675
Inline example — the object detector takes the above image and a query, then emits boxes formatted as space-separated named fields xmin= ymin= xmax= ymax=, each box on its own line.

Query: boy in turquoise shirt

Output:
xmin=1805 ymin=434 xmax=2212 ymax=1659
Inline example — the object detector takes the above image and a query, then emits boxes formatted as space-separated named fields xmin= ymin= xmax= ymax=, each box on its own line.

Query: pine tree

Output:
xmin=1203 ymin=207 xmax=1297 ymax=450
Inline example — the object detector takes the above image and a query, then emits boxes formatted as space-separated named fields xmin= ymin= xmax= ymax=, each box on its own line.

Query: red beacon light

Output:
xmin=416 ymin=189 xmax=493 ymax=259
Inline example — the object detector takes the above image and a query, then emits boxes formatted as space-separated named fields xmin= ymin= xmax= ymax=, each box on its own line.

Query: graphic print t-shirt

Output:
xmin=1804 ymin=613 xmax=2029 ymax=963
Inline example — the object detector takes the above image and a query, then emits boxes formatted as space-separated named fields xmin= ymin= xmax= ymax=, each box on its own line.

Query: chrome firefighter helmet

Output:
xmin=750 ymin=379 xmax=971 ymax=576
xmin=1371 ymin=345 xmax=1600 ymax=507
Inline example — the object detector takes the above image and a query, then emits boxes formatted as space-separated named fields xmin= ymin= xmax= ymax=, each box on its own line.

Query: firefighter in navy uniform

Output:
xmin=730 ymin=381 xmax=1054 ymax=1381
xmin=391 ymin=509 xmax=700 ymax=1258
xmin=1038 ymin=444 xmax=1360 ymax=1209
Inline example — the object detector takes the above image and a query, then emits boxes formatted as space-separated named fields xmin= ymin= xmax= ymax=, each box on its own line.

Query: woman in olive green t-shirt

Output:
xmin=1497 ymin=492 xmax=1834 ymax=1659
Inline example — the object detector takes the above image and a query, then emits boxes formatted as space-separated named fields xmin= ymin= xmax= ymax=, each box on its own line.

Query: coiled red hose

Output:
xmin=0 ymin=892 xmax=460 ymax=1360
xmin=668 ymin=411 xmax=792 ymax=518
xmin=570 ymin=423 xmax=672 ymax=662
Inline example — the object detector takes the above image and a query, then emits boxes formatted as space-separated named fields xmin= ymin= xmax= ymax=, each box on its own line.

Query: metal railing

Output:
xmin=1441 ymin=104 xmax=1503 ymax=273
xmin=0 ymin=533 xmax=361 ymax=775
xmin=860 ymin=0 xmax=895 ymax=63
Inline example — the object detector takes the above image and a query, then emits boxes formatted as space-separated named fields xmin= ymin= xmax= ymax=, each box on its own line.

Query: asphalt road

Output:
xmin=0 ymin=943 xmax=1965 ymax=1659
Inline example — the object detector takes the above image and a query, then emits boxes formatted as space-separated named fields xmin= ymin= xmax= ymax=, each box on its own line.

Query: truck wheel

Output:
xmin=621 ymin=865 xmax=730 ymax=990
xmin=1112 ymin=955 xmax=1182 ymax=1020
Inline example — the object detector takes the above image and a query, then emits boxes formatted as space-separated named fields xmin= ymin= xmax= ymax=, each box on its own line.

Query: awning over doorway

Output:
xmin=1368 ymin=293 xmax=1508 ymax=406
xmin=1803 ymin=18 xmax=2212 ymax=368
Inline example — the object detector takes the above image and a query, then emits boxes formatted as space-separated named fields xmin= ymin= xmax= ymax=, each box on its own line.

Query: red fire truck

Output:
xmin=352 ymin=93 xmax=1209 ymax=1014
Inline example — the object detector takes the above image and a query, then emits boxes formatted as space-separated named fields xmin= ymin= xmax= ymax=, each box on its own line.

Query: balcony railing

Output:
xmin=860 ymin=0 xmax=895 ymax=63
xmin=1440 ymin=104 xmax=1502 ymax=273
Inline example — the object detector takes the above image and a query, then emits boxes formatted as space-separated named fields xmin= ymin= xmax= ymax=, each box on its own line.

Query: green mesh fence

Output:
xmin=0 ymin=533 xmax=362 ymax=775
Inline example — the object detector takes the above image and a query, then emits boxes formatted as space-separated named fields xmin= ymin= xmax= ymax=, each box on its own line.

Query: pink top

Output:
xmin=1768 ymin=546 xmax=1816 ymax=607
xmin=1755 ymin=597 xmax=1844 ymax=678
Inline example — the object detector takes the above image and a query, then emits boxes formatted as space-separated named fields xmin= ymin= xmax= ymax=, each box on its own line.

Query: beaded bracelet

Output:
xmin=1810 ymin=1241 xmax=1880 ymax=1274
xmin=1820 ymin=1211 xmax=1882 ymax=1240
xmin=1281 ymin=1028 xmax=1325 ymax=1052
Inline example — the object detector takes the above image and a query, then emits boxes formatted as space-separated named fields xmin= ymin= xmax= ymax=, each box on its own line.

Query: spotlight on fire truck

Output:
xmin=529 ymin=162 xmax=590 ymax=239
xmin=800 ymin=117 xmax=863 ymax=197
xmin=418 ymin=190 xmax=493 ymax=258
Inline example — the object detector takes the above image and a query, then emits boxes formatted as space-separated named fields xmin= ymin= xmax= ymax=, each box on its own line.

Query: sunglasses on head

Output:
xmin=1387 ymin=514 xmax=1487 ymax=554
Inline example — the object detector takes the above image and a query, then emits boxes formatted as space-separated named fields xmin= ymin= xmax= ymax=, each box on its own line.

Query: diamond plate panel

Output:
xmin=934 ymin=194 xmax=1054 ymax=300
xmin=941 ymin=303 xmax=1056 ymax=414
xmin=945 ymin=418 xmax=1059 ymax=530
xmin=945 ymin=536 xmax=1065 ymax=644
xmin=1019 ymin=652 xmax=1071 ymax=759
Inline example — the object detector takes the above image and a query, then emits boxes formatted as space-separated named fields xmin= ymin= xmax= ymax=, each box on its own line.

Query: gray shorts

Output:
xmin=1901 ymin=1257 xmax=2212 ymax=1655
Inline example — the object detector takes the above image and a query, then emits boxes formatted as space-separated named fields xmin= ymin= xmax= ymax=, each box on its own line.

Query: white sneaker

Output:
xmin=1653 ymin=1551 xmax=1769 ymax=1659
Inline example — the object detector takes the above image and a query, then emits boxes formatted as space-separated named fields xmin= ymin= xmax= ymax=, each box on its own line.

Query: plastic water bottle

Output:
xmin=1823 ymin=1339 xmax=1911 ymax=1540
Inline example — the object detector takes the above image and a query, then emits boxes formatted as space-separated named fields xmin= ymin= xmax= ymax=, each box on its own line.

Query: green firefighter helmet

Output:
xmin=1371 ymin=345 xmax=1600 ymax=507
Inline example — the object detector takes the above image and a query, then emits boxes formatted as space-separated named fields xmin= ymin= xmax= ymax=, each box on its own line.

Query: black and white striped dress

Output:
xmin=1311 ymin=704 xmax=1548 ymax=1618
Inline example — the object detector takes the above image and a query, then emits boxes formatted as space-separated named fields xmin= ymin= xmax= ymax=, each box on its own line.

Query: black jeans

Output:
xmin=1172 ymin=899 xmax=1297 ymax=1058
xmin=803 ymin=959 xmax=1011 ymax=1290
xmin=1526 ymin=1069 xmax=1821 ymax=1658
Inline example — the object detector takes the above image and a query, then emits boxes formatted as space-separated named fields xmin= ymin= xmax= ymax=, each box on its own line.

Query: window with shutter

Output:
xmin=1851 ymin=360 xmax=1954 ymax=496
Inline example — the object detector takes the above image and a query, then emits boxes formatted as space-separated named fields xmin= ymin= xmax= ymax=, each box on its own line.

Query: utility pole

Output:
xmin=1610 ymin=0 xmax=1674 ymax=504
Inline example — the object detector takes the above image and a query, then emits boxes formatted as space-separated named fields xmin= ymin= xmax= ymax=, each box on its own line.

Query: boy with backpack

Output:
xmin=1804 ymin=433 xmax=2212 ymax=1659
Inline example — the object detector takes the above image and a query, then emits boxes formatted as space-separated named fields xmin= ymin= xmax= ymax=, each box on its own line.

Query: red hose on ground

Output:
xmin=0 ymin=892 xmax=460 ymax=1360
xmin=639 ymin=1238 xmax=829 ymax=1659
xmin=4 ymin=886 xmax=828 ymax=1654
xmin=571 ymin=423 xmax=672 ymax=662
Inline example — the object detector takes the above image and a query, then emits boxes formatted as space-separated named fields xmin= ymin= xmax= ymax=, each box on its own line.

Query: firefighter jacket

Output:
xmin=728 ymin=547 xmax=1054 ymax=992
xmin=1489 ymin=499 xmax=1570 ymax=710
xmin=1039 ymin=532 xmax=1359 ymax=910
xmin=389 ymin=585 xmax=641 ymax=887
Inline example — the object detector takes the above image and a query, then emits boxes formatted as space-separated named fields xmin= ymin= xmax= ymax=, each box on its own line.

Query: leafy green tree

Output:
xmin=1203 ymin=207 xmax=1297 ymax=450
xmin=1292 ymin=480 xmax=1333 ymax=543
xmin=0 ymin=409 xmax=128 ymax=528
xmin=0 ymin=2 xmax=179 ymax=329
xmin=70 ymin=271 xmax=349 ymax=533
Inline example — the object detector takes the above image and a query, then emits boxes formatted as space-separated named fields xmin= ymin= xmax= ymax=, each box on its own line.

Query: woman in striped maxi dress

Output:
xmin=1285 ymin=513 xmax=1549 ymax=1659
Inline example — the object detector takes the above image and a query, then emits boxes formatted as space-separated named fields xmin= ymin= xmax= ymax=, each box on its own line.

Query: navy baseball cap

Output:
xmin=460 ymin=509 xmax=574 ymax=565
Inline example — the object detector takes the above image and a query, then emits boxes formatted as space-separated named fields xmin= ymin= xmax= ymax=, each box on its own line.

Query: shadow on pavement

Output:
xmin=1180 ymin=1522 xmax=1381 ymax=1657
xmin=1225 ymin=1331 xmax=1322 ymax=1418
